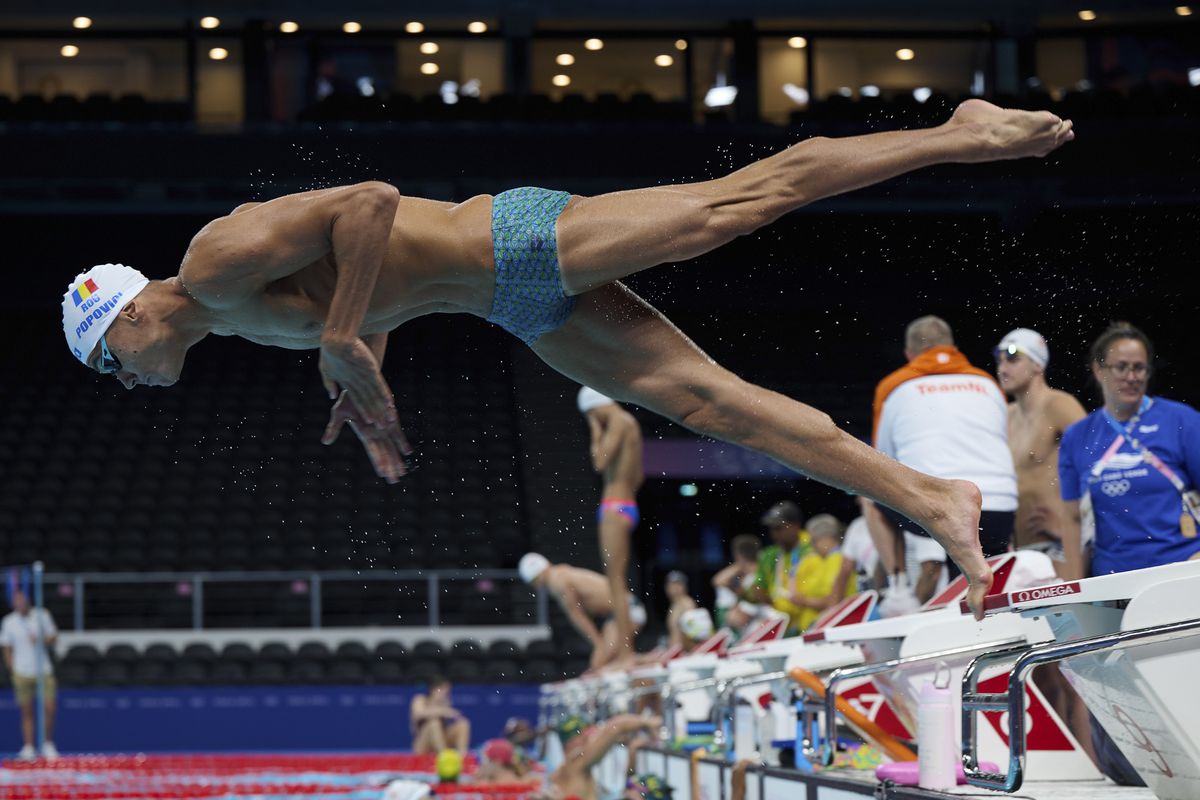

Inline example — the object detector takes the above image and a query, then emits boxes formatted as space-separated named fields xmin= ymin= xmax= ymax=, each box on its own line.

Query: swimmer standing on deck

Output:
xmin=577 ymin=386 xmax=645 ymax=666
xmin=61 ymin=100 xmax=1074 ymax=617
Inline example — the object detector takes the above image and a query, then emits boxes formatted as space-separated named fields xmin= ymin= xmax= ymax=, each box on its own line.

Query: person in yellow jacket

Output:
xmin=781 ymin=514 xmax=858 ymax=632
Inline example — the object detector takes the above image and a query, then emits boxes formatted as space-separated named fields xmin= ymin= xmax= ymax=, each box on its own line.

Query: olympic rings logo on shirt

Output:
xmin=1100 ymin=480 xmax=1132 ymax=497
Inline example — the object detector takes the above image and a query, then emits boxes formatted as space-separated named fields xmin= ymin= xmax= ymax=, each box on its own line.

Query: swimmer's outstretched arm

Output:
xmin=185 ymin=183 xmax=411 ymax=481
xmin=576 ymin=715 xmax=661 ymax=771
xmin=556 ymin=584 xmax=606 ymax=651
xmin=185 ymin=182 xmax=400 ymax=424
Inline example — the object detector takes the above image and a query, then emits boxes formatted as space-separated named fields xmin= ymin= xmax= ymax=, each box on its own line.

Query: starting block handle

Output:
xmin=960 ymin=642 xmax=1037 ymax=793
xmin=962 ymin=617 xmax=1200 ymax=794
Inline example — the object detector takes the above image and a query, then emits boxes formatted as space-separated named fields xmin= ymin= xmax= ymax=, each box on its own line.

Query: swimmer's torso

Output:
xmin=1007 ymin=395 xmax=1067 ymax=546
xmin=595 ymin=407 xmax=644 ymax=496
xmin=181 ymin=190 xmax=496 ymax=349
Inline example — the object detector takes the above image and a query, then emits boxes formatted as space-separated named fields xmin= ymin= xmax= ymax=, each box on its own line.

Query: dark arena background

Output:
xmin=0 ymin=1 xmax=1198 ymax=798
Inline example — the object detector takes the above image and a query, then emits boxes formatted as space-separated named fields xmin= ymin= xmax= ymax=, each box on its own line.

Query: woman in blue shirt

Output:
xmin=1058 ymin=323 xmax=1200 ymax=787
xmin=1058 ymin=322 xmax=1200 ymax=580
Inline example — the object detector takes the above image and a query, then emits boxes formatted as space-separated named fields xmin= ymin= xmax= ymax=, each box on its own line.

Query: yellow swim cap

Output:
xmin=435 ymin=748 xmax=463 ymax=782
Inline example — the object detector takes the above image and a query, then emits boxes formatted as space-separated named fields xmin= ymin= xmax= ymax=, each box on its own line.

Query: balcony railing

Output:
xmin=37 ymin=568 xmax=549 ymax=631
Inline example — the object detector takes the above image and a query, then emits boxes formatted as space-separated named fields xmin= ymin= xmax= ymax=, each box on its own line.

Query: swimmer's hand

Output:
xmin=322 ymin=390 xmax=413 ymax=484
xmin=947 ymin=98 xmax=1075 ymax=162
xmin=319 ymin=337 xmax=397 ymax=427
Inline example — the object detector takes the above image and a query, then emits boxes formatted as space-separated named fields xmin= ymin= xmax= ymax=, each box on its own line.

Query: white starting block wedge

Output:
xmin=664 ymin=616 xmax=787 ymax=730
xmin=660 ymin=629 xmax=737 ymax=740
xmin=815 ymin=550 xmax=1100 ymax=781
xmin=708 ymin=593 xmax=882 ymax=760
xmin=599 ymin=641 xmax=702 ymax=718
xmin=961 ymin=559 xmax=1200 ymax=799
xmin=801 ymin=554 xmax=1030 ymax=754
xmin=710 ymin=564 xmax=1000 ymax=761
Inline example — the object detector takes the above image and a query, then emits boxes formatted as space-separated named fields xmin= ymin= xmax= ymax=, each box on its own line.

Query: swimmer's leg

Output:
xmin=599 ymin=502 xmax=638 ymax=664
xmin=413 ymin=720 xmax=446 ymax=754
xmin=533 ymin=284 xmax=992 ymax=618
xmin=448 ymin=718 xmax=471 ymax=752
xmin=555 ymin=100 xmax=1073 ymax=295
xmin=592 ymin=618 xmax=620 ymax=670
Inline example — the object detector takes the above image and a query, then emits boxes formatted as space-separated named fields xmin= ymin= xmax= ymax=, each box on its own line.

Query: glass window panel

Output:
xmin=197 ymin=40 xmax=243 ymax=125
xmin=813 ymin=38 xmax=988 ymax=100
xmin=1037 ymin=38 xmax=1087 ymax=95
xmin=0 ymin=39 xmax=187 ymax=100
xmin=690 ymin=37 xmax=735 ymax=119
xmin=394 ymin=38 xmax=504 ymax=98
xmin=760 ymin=36 xmax=811 ymax=123
xmin=532 ymin=36 xmax=685 ymax=99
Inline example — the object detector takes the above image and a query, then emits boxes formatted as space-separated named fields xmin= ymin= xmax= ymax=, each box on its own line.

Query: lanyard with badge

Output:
xmin=773 ymin=546 xmax=802 ymax=598
xmin=1092 ymin=396 xmax=1200 ymax=539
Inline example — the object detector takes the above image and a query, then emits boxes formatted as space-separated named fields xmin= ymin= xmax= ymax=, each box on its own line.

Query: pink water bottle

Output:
xmin=917 ymin=662 xmax=955 ymax=790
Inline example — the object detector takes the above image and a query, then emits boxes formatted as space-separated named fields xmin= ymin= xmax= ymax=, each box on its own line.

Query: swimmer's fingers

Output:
xmin=321 ymin=390 xmax=357 ymax=446
xmin=321 ymin=392 xmax=410 ymax=481
xmin=388 ymin=420 xmax=415 ymax=457
xmin=348 ymin=419 xmax=408 ymax=483
xmin=322 ymin=375 xmax=340 ymax=402
xmin=342 ymin=367 xmax=393 ymax=428
xmin=367 ymin=423 xmax=410 ymax=481
xmin=366 ymin=369 xmax=399 ymax=428
xmin=321 ymin=412 xmax=347 ymax=445
xmin=366 ymin=430 xmax=408 ymax=483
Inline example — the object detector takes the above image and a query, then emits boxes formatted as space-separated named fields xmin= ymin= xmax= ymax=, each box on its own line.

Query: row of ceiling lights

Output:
xmin=66 ymin=6 xmax=1195 ymax=32
xmin=54 ymin=9 xmax=1195 ymax=63
xmin=53 ymin=40 xmax=903 ymax=64
xmin=62 ymin=16 xmax=486 ymax=62
xmin=69 ymin=16 xmax=490 ymax=34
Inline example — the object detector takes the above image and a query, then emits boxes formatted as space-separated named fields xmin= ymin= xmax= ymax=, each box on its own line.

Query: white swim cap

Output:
xmin=995 ymin=328 xmax=1049 ymax=370
xmin=577 ymin=386 xmax=616 ymax=414
xmin=679 ymin=608 xmax=714 ymax=641
xmin=62 ymin=264 xmax=149 ymax=365
xmin=518 ymin=552 xmax=551 ymax=584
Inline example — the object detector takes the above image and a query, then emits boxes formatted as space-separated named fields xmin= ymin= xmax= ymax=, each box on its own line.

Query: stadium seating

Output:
xmin=0 ymin=317 xmax=531 ymax=582
xmin=45 ymin=637 xmax=586 ymax=688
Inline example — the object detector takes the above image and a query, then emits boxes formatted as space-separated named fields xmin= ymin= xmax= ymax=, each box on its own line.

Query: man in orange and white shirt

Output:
xmin=868 ymin=316 xmax=1016 ymax=584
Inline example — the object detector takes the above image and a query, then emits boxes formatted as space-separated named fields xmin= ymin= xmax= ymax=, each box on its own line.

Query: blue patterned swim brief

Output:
xmin=486 ymin=187 xmax=576 ymax=345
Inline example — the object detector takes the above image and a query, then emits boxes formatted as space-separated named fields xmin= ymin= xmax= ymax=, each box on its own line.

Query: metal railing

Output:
xmin=41 ymin=568 xmax=549 ymax=631
xmin=820 ymin=637 xmax=1025 ymax=766
xmin=713 ymin=670 xmax=789 ymax=758
xmin=961 ymin=618 xmax=1200 ymax=792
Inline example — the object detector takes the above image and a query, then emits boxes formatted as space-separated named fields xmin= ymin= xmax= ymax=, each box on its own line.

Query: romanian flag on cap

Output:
xmin=71 ymin=278 xmax=99 ymax=306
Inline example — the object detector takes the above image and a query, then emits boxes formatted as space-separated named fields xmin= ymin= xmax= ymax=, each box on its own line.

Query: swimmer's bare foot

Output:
xmin=913 ymin=478 xmax=993 ymax=619
xmin=946 ymin=98 xmax=1075 ymax=162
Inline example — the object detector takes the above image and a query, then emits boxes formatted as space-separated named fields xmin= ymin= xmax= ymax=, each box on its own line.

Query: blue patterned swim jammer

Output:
xmin=486 ymin=186 xmax=576 ymax=346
